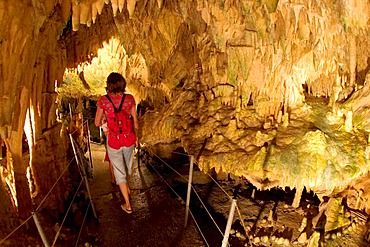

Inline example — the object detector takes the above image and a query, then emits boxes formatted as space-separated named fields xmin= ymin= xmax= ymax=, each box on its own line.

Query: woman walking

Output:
xmin=94 ymin=72 xmax=138 ymax=213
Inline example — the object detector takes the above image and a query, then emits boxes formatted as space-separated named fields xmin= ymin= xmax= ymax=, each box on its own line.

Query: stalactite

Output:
xmin=111 ymin=0 xmax=119 ymax=17
xmin=96 ymin=0 xmax=105 ymax=15
xmin=118 ymin=0 xmax=125 ymax=13
xmin=349 ymin=33 xmax=356 ymax=87
xmin=277 ymin=110 xmax=282 ymax=124
xmin=86 ymin=16 xmax=92 ymax=27
xmin=72 ymin=2 xmax=81 ymax=31
xmin=79 ymin=2 xmax=90 ymax=25
xmin=127 ymin=0 xmax=136 ymax=19
xmin=157 ymin=0 xmax=163 ymax=9
xmin=61 ymin=0 xmax=72 ymax=24
xmin=91 ymin=2 xmax=98 ymax=23
xmin=292 ymin=4 xmax=304 ymax=35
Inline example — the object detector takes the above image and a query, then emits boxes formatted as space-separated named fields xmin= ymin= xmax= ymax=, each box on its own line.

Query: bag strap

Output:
xmin=105 ymin=94 xmax=126 ymax=113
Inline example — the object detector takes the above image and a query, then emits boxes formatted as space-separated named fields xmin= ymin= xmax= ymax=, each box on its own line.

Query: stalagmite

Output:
xmin=344 ymin=110 xmax=353 ymax=132
xmin=268 ymin=209 xmax=273 ymax=222
xmin=307 ymin=231 xmax=320 ymax=247
xmin=299 ymin=217 xmax=307 ymax=232
xmin=355 ymin=189 xmax=364 ymax=210
xmin=292 ymin=187 xmax=303 ymax=208
xmin=282 ymin=112 xmax=289 ymax=127
xmin=329 ymin=75 xmax=342 ymax=112
xmin=298 ymin=232 xmax=307 ymax=244
xmin=277 ymin=110 xmax=282 ymax=124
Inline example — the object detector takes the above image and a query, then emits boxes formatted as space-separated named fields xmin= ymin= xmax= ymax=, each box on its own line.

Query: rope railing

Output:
xmin=52 ymin=179 xmax=84 ymax=246
xmin=35 ymin=157 xmax=75 ymax=211
xmin=145 ymin=158 xmax=211 ymax=246
xmin=2 ymin=105 xmax=245 ymax=247
xmin=69 ymin=133 xmax=97 ymax=219
xmin=204 ymin=172 xmax=233 ymax=199
xmin=68 ymin=126 xmax=79 ymax=136
xmin=50 ymin=123 xmax=96 ymax=246
xmin=67 ymin=107 xmax=248 ymax=246
xmin=75 ymin=201 xmax=91 ymax=247
xmin=158 ymin=151 xmax=236 ymax=237
xmin=190 ymin=183 xmax=225 ymax=236
xmin=204 ymin=171 xmax=248 ymax=235
xmin=0 ymin=215 xmax=33 ymax=244
xmin=145 ymin=160 xmax=185 ymax=202
xmin=145 ymin=147 xmax=239 ymax=247
xmin=171 ymin=151 xmax=192 ymax=157
xmin=0 ymin=156 xmax=75 ymax=244
xmin=151 ymin=152 xmax=188 ymax=180
xmin=187 ymin=207 xmax=211 ymax=247
xmin=1 ymin=113 xmax=95 ymax=247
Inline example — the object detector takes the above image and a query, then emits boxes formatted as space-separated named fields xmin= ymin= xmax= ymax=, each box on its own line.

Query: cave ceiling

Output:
xmin=1 ymin=0 xmax=370 ymax=211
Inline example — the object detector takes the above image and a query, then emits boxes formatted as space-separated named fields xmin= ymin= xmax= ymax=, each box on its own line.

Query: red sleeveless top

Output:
xmin=97 ymin=93 xmax=136 ymax=149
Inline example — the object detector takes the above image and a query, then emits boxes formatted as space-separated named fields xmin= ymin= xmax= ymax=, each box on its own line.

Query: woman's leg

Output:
xmin=105 ymin=151 xmax=115 ymax=184
xmin=122 ymin=145 xmax=135 ymax=194
xmin=107 ymin=145 xmax=132 ymax=211
xmin=109 ymin=161 xmax=115 ymax=184
xmin=118 ymin=183 xmax=132 ymax=211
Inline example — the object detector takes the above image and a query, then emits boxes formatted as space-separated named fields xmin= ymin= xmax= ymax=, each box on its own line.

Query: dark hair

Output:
xmin=106 ymin=72 xmax=126 ymax=94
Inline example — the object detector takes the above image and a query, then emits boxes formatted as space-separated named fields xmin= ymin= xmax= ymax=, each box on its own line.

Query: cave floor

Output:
xmin=2 ymin=142 xmax=369 ymax=247
xmin=85 ymin=143 xmax=370 ymax=247
xmin=83 ymin=142 xmax=206 ymax=247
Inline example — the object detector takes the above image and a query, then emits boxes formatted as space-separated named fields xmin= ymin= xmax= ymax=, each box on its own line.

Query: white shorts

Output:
xmin=107 ymin=144 xmax=134 ymax=184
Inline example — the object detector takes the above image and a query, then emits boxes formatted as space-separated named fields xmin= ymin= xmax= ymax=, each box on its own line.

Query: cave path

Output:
xmin=86 ymin=143 xmax=205 ymax=247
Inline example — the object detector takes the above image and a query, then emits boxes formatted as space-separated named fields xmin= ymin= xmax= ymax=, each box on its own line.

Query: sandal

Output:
xmin=121 ymin=204 xmax=132 ymax=214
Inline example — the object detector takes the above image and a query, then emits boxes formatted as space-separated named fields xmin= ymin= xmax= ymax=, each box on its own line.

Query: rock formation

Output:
xmin=1 ymin=0 xmax=370 ymax=241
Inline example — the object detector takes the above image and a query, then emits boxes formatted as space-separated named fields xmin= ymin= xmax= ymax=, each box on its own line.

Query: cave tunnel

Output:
xmin=1 ymin=0 xmax=370 ymax=246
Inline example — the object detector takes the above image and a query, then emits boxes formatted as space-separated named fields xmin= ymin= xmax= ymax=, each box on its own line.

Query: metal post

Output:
xmin=68 ymin=103 xmax=73 ymax=121
xmin=69 ymin=134 xmax=98 ymax=219
xmin=221 ymin=198 xmax=237 ymax=247
xmin=184 ymin=155 xmax=194 ymax=227
xmin=99 ymin=126 xmax=103 ymax=143
xmin=81 ymin=114 xmax=84 ymax=137
xmin=32 ymin=211 xmax=50 ymax=247
xmin=137 ymin=142 xmax=140 ymax=167
xmin=86 ymin=119 xmax=93 ymax=169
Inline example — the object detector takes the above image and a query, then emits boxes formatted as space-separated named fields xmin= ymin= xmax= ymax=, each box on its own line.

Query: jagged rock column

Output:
xmin=0 ymin=0 xmax=70 ymax=223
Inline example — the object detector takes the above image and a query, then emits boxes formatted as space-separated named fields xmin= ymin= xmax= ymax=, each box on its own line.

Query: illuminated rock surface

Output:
xmin=1 ymin=0 xmax=370 ymax=245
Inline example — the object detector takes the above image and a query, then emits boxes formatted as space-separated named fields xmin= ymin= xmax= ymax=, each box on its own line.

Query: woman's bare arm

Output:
xmin=131 ymin=106 xmax=139 ymax=132
xmin=94 ymin=107 xmax=104 ymax=127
